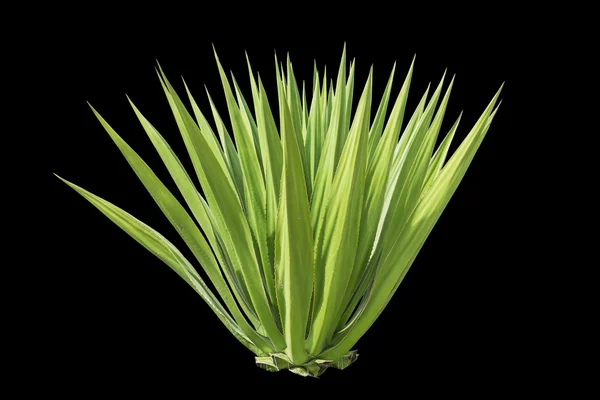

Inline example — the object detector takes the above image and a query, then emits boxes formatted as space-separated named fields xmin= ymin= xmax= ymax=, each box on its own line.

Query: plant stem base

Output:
xmin=255 ymin=350 xmax=359 ymax=378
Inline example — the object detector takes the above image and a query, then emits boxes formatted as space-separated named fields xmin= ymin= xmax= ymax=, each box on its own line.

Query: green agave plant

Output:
xmin=56 ymin=45 xmax=502 ymax=378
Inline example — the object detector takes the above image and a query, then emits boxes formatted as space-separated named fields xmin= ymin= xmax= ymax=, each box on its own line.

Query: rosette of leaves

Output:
xmin=57 ymin=45 xmax=502 ymax=377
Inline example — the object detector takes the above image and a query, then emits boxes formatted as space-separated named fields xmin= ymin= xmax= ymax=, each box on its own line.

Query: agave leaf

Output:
xmin=423 ymin=76 xmax=456 ymax=157
xmin=336 ymin=247 xmax=382 ymax=332
xmin=381 ymin=75 xmax=455 ymax=257
xmin=302 ymin=82 xmax=310 ymax=163
xmin=284 ymin=55 xmax=311 ymax=195
xmin=127 ymin=98 xmax=214 ymax=242
xmin=184 ymin=79 xmax=248 ymax=210
xmin=320 ymin=66 xmax=329 ymax=139
xmin=245 ymin=53 xmax=263 ymax=113
xmin=55 ymin=175 xmax=271 ymax=355
xmin=160 ymin=60 xmax=285 ymax=348
xmin=423 ymin=112 xmax=462 ymax=190
xmin=126 ymin=100 xmax=262 ymax=329
xmin=320 ymin=87 xmax=503 ymax=360
xmin=274 ymin=53 xmax=286 ymax=124
xmin=182 ymin=80 xmax=220 ymax=148
xmin=338 ymin=59 xmax=414 ymax=326
xmin=254 ymin=77 xmax=284 ymax=296
xmin=326 ymin=83 xmax=334 ymax=133
xmin=332 ymin=45 xmax=349 ymax=167
xmin=310 ymin=45 xmax=348 ymax=238
xmin=302 ymin=81 xmax=309 ymax=131
xmin=155 ymin=67 xmax=232 ymax=192
xmin=305 ymin=72 xmax=322 ymax=196
xmin=212 ymin=49 xmax=284 ymax=343
xmin=275 ymin=96 xmax=314 ymax=365
xmin=230 ymin=75 xmax=281 ymax=318
xmin=391 ymin=83 xmax=431 ymax=166
xmin=372 ymin=74 xmax=444 ymax=259
xmin=231 ymin=73 xmax=263 ymax=174
xmin=383 ymin=107 xmax=499 ymax=310
xmin=307 ymin=70 xmax=372 ymax=355
xmin=155 ymin=68 xmax=258 ymax=316
xmin=367 ymin=61 xmax=400 ymax=162
xmin=203 ymin=88 xmax=246 ymax=202
xmin=342 ymin=58 xmax=356 ymax=141
xmin=286 ymin=54 xmax=304 ymax=144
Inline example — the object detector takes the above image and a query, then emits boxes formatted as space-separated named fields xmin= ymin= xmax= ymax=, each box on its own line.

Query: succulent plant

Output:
xmin=56 ymin=45 xmax=502 ymax=377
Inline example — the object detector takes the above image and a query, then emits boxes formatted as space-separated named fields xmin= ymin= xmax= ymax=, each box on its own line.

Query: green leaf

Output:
xmin=285 ymin=55 xmax=310 ymax=193
xmin=367 ymin=60 xmax=400 ymax=162
xmin=326 ymin=83 xmax=334 ymax=133
xmin=391 ymin=83 xmax=431 ymax=166
xmin=254 ymin=77 xmax=284 ymax=300
xmin=55 ymin=174 xmax=271 ymax=356
xmin=159 ymin=57 xmax=285 ymax=349
xmin=307 ymin=70 xmax=373 ymax=355
xmin=203 ymin=88 xmax=246 ymax=202
xmin=212 ymin=49 xmax=284 ymax=342
xmin=342 ymin=58 xmax=356 ymax=142
xmin=232 ymin=73 xmax=264 ymax=176
xmin=373 ymin=74 xmax=445 ymax=259
xmin=286 ymin=54 xmax=304 ymax=146
xmin=423 ymin=112 xmax=462 ymax=190
xmin=305 ymin=71 xmax=322 ymax=197
xmin=275 ymin=96 xmax=314 ymax=365
xmin=155 ymin=67 xmax=256 ymax=319
xmin=338 ymin=59 xmax=414 ymax=327
xmin=320 ymin=66 xmax=329 ymax=140
xmin=310 ymin=45 xmax=348 ymax=238
xmin=320 ymin=85 xmax=503 ymax=360
xmin=381 ymin=75 xmax=455 ymax=256
xmin=245 ymin=52 xmax=262 ymax=114
xmin=125 ymin=99 xmax=262 ymax=330
xmin=332 ymin=45 xmax=349 ymax=167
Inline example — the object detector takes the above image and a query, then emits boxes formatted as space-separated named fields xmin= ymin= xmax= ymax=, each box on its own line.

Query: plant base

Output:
xmin=255 ymin=350 xmax=359 ymax=378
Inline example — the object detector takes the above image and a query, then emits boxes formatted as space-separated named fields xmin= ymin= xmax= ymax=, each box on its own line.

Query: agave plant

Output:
xmin=56 ymin=45 xmax=502 ymax=377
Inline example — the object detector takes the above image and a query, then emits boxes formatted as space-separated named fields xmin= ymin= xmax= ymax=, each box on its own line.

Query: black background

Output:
xmin=41 ymin=14 xmax=537 ymax=392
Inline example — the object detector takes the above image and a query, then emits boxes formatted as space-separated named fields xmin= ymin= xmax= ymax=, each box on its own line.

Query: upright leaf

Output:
xmin=310 ymin=46 xmax=348 ymax=234
xmin=320 ymin=86 xmax=503 ymax=360
xmin=423 ymin=112 xmax=462 ymax=190
xmin=379 ymin=74 xmax=451 ymax=257
xmin=213 ymin=50 xmax=280 ymax=323
xmin=232 ymin=73 xmax=264 ymax=175
xmin=204 ymin=88 xmax=246 ymax=202
xmin=161 ymin=56 xmax=286 ymax=348
xmin=126 ymin=100 xmax=261 ymax=329
xmin=306 ymin=73 xmax=322 ymax=196
xmin=307 ymin=71 xmax=372 ymax=355
xmin=367 ymin=61 xmax=400 ymax=162
xmin=275 ymin=98 xmax=314 ymax=365
xmin=339 ymin=60 xmax=414 ymax=323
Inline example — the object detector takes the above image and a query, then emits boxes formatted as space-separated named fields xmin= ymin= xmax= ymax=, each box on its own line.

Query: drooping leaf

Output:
xmin=56 ymin=175 xmax=271 ymax=355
